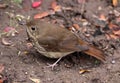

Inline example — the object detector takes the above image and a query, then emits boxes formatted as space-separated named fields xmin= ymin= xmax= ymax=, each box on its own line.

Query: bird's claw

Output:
xmin=46 ymin=63 xmax=58 ymax=70
xmin=45 ymin=57 xmax=62 ymax=70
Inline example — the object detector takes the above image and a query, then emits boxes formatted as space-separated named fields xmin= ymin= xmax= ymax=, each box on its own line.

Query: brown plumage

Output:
xmin=26 ymin=19 xmax=105 ymax=62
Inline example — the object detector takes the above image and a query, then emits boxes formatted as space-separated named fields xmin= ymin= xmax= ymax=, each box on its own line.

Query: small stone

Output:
xmin=25 ymin=72 xmax=28 ymax=75
xmin=111 ymin=60 xmax=116 ymax=64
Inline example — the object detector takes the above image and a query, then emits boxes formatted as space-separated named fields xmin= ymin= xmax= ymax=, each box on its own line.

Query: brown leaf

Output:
xmin=51 ymin=0 xmax=57 ymax=9
xmin=0 ymin=4 xmax=8 ymax=9
xmin=54 ymin=5 xmax=61 ymax=12
xmin=116 ymin=16 xmax=120 ymax=23
xmin=29 ymin=77 xmax=41 ymax=83
xmin=51 ymin=0 xmax=61 ymax=12
xmin=106 ymin=23 xmax=120 ymax=39
xmin=34 ymin=11 xmax=55 ymax=19
xmin=0 ymin=79 xmax=3 ymax=83
xmin=112 ymin=0 xmax=118 ymax=6
xmin=106 ymin=33 xmax=119 ymax=40
xmin=99 ymin=14 xmax=106 ymax=21
xmin=0 ymin=65 xmax=4 ymax=73
xmin=113 ymin=30 xmax=120 ymax=36
xmin=108 ymin=23 xmax=118 ymax=30
xmin=105 ymin=34 xmax=111 ymax=40
xmin=73 ymin=24 xmax=81 ymax=31
xmin=0 ymin=64 xmax=4 ymax=73
xmin=79 ymin=69 xmax=91 ymax=74
xmin=34 ymin=12 xmax=49 ymax=19
xmin=109 ymin=34 xmax=118 ymax=39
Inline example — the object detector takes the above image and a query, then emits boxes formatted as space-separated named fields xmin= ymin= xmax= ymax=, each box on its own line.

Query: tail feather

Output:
xmin=84 ymin=45 xmax=105 ymax=62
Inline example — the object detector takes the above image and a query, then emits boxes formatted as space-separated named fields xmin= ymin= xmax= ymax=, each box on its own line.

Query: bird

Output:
xmin=26 ymin=19 xmax=105 ymax=69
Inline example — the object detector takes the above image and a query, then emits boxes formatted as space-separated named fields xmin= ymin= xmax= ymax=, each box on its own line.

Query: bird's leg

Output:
xmin=46 ymin=57 xmax=62 ymax=70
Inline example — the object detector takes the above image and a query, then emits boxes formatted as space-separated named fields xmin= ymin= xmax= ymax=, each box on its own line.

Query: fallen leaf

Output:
xmin=107 ymin=23 xmax=120 ymax=39
xmin=34 ymin=12 xmax=49 ymax=19
xmin=113 ymin=30 xmax=120 ymax=36
xmin=109 ymin=34 xmax=118 ymax=39
xmin=51 ymin=0 xmax=57 ymax=9
xmin=108 ymin=23 xmax=118 ymax=30
xmin=23 ymin=51 xmax=29 ymax=55
xmin=51 ymin=0 xmax=61 ymax=12
xmin=3 ymin=27 xmax=18 ymax=36
xmin=116 ymin=16 xmax=120 ymax=23
xmin=0 ymin=4 xmax=8 ymax=9
xmin=79 ymin=69 xmax=91 ymax=74
xmin=32 ymin=0 xmax=42 ymax=8
xmin=112 ymin=0 xmax=118 ymax=6
xmin=0 ymin=64 xmax=4 ymax=73
xmin=0 ymin=79 xmax=3 ymax=83
xmin=1 ymin=38 xmax=12 ymax=46
xmin=29 ymin=77 xmax=41 ymax=83
xmin=99 ymin=14 xmax=107 ymax=21
xmin=73 ymin=24 xmax=81 ymax=31
xmin=15 ymin=14 xmax=25 ymax=21
xmin=105 ymin=34 xmax=111 ymax=40
xmin=5 ymin=12 xmax=14 ymax=18
xmin=114 ymin=10 xmax=120 ymax=17
xmin=4 ymin=27 xmax=14 ymax=32
xmin=34 ymin=11 xmax=55 ymax=19
xmin=68 ymin=27 xmax=76 ymax=32
xmin=53 ymin=5 xmax=61 ymax=12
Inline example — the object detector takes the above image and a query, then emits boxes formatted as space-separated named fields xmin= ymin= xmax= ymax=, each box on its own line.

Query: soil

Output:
xmin=0 ymin=0 xmax=120 ymax=83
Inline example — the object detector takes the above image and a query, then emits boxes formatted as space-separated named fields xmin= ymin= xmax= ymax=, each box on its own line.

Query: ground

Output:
xmin=0 ymin=0 xmax=120 ymax=83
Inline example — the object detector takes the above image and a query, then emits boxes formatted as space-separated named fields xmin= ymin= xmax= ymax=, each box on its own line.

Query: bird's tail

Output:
xmin=83 ymin=45 xmax=105 ymax=62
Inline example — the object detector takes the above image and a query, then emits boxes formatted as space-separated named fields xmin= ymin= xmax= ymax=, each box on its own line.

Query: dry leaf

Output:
xmin=105 ymin=33 xmax=119 ymax=40
xmin=34 ymin=11 xmax=55 ymax=19
xmin=109 ymin=34 xmax=118 ymax=39
xmin=108 ymin=23 xmax=120 ymax=35
xmin=1 ymin=38 xmax=12 ymax=46
xmin=68 ymin=27 xmax=76 ymax=32
xmin=51 ymin=0 xmax=61 ymax=12
xmin=4 ymin=27 xmax=18 ymax=36
xmin=108 ymin=23 xmax=118 ymax=30
xmin=99 ymin=14 xmax=106 ymax=21
xmin=32 ymin=1 xmax=42 ymax=8
xmin=0 ymin=64 xmax=4 ymax=73
xmin=51 ymin=0 xmax=57 ymax=9
xmin=0 ymin=4 xmax=8 ymax=9
xmin=113 ymin=30 xmax=120 ymax=36
xmin=15 ymin=14 xmax=25 ymax=21
xmin=53 ymin=5 xmax=61 ymax=12
xmin=73 ymin=24 xmax=81 ymax=31
xmin=112 ymin=0 xmax=118 ymax=6
xmin=34 ymin=12 xmax=49 ymax=19
xmin=105 ymin=34 xmax=111 ymax=40
xmin=79 ymin=69 xmax=91 ymax=74
xmin=107 ymin=23 xmax=120 ymax=39
xmin=116 ymin=16 xmax=120 ymax=23
xmin=29 ymin=77 xmax=41 ymax=83
xmin=0 ymin=79 xmax=3 ymax=83
xmin=114 ymin=10 xmax=120 ymax=17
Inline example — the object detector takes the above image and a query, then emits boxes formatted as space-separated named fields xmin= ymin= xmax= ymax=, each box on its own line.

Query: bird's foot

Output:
xmin=46 ymin=57 xmax=62 ymax=70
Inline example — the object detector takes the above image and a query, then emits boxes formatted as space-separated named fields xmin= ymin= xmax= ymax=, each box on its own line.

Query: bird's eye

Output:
xmin=31 ymin=26 xmax=36 ymax=31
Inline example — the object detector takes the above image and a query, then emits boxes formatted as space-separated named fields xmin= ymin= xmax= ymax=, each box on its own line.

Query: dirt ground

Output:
xmin=0 ymin=0 xmax=120 ymax=83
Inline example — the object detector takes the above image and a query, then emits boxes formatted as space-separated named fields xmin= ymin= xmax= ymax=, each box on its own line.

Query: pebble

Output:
xmin=111 ymin=60 xmax=116 ymax=64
